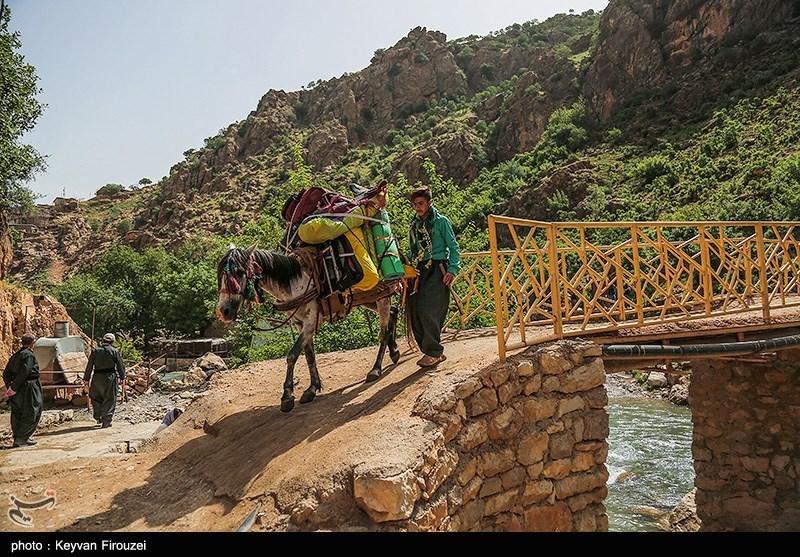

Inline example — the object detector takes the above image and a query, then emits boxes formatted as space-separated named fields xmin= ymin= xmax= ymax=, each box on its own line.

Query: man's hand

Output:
xmin=443 ymin=272 xmax=455 ymax=287
xmin=5 ymin=387 xmax=16 ymax=397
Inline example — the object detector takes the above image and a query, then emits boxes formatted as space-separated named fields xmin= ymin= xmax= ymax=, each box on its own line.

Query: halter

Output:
xmin=221 ymin=251 xmax=265 ymax=303
xmin=219 ymin=247 xmax=319 ymax=331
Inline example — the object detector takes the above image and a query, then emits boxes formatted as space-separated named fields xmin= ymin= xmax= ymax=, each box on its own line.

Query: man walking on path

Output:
xmin=83 ymin=332 xmax=126 ymax=428
xmin=405 ymin=186 xmax=461 ymax=368
xmin=3 ymin=334 xmax=43 ymax=448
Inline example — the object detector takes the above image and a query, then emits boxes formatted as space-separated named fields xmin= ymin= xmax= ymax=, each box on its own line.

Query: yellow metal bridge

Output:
xmin=447 ymin=216 xmax=800 ymax=361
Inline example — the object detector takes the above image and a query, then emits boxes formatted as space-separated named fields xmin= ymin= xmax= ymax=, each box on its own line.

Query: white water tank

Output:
xmin=54 ymin=321 xmax=69 ymax=338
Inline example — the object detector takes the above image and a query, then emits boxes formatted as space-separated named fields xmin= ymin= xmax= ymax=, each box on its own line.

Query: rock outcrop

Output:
xmin=185 ymin=352 xmax=228 ymax=385
xmin=0 ymin=282 xmax=87 ymax=369
xmin=662 ymin=487 xmax=701 ymax=531
xmin=583 ymin=0 xmax=799 ymax=120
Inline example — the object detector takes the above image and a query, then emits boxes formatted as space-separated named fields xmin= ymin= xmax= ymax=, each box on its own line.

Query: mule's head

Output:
xmin=216 ymin=243 xmax=257 ymax=324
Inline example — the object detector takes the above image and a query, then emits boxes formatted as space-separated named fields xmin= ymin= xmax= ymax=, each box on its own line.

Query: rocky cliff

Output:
xmin=0 ymin=282 xmax=87 ymax=369
xmin=583 ymin=0 xmax=799 ymax=119
xmin=8 ymin=1 xmax=800 ymax=284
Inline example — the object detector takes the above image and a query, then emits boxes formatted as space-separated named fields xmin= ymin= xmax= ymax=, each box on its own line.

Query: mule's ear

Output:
xmin=246 ymin=242 xmax=258 ymax=255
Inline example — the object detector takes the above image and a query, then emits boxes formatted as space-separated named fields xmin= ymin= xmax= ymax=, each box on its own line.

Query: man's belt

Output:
xmin=94 ymin=368 xmax=116 ymax=373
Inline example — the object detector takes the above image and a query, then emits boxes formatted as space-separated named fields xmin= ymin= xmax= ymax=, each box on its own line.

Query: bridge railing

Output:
xmin=485 ymin=216 xmax=800 ymax=360
xmin=444 ymin=251 xmax=497 ymax=331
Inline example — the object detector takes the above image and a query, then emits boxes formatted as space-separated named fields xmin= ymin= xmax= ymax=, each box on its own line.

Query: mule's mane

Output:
xmin=254 ymin=249 xmax=304 ymax=289
xmin=218 ymin=247 xmax=303 ymax=291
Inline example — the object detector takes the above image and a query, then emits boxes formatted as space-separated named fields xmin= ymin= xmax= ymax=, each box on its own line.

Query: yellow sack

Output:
xmin=297 ymin=205 xmax=380 ymax=245
xmin=345 ymin=226 xmax=380 ymax=291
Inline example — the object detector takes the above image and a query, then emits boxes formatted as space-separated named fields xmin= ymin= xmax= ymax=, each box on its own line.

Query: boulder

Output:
xmin=188 ymin=352 xmax=228 ymax=379
xmin=183 ymin=352 xmax=228 ymax=386
xmin=646 ymin=371 xmax=668 ymax=388
xmin=668 ymin=382 xmax=690 ymax=406
xmin=662 ymin=488 xmax=701 ymax=532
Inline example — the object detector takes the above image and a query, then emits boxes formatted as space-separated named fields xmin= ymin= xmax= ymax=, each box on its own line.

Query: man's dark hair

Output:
xmin=408 ymin=185 xmax=432 ymax=202
xmin=21 ymin=334 xmax=35 ymax=347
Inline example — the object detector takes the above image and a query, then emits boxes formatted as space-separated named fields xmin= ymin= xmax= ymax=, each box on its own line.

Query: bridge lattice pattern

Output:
xmin=448 ymin=217 xmax=800 ymax=361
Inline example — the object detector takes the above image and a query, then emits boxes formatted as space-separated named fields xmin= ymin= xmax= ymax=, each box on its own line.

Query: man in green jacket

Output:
xmin=83 ymin=332 xmax=126 ymax=428
xmin=406 ymin=186 xmax=461 ymax=368
xmin=3 ymin=334 xmax=43 ymax=448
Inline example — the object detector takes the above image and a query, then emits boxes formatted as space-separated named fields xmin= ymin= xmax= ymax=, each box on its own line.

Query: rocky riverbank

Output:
xmin=605 ymin=369 xmax=690 ymax=406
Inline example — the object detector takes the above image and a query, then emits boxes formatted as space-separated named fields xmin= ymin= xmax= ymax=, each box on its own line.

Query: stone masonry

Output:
xmin=353 ymin=339 xmax=609 ymax=531
xmin=690 ymin=348 xmax=800 ymax=531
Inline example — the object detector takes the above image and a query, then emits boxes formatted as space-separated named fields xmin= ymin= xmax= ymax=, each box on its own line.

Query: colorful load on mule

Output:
xmin=279 ymin=181 xmax=409 ymax=306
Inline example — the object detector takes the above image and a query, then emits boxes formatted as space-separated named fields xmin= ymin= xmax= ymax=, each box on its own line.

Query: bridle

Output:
xmin=219 ymin=249 xmax=318 ymax=332
xmin=219 ymin=251 xmax=265 ymax=303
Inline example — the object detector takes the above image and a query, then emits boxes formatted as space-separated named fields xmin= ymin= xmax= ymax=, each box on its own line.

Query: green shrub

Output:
xmin=96 ymin=183 xmax=124 ymax=196
xmin=455 ymin=46 xmax=474 ymax=66
xmin=116 ymin=220 xmax=132 ymax=236
xmin=293 ymin=101 xmax=308 ymax=123
xmin=360 ymin=106 xmax=374 ymax=124
xmin=633 ymin=155 xmax=676 ymax=184
xmin=204 ymin=135 xmax=227 ymax=151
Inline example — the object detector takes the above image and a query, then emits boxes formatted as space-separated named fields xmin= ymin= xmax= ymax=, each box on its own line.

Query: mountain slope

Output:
xmin=9 ymin=1 xmax=800 ymax=289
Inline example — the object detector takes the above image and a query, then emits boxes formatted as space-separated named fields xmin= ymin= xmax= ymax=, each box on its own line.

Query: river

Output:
xmin=604 ymin=376 xmax=695 ymax=532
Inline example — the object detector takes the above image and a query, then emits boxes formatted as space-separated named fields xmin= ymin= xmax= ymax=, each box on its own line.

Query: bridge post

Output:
xmin=488 ymin=215 xmax=506 ymax=362
xmin=547 ymin=224 xmax=563 ymax=339
xmin=630 ymin=225 xmax=644 ymax=324
xmin=755 ymin=224 xmax=771 ymax=323
xmin=698 ymin=225 xmax=713 ymax=316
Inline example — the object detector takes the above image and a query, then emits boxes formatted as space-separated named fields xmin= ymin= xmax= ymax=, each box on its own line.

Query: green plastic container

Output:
xmin=369 ymin=209 xmax=406 ymax=280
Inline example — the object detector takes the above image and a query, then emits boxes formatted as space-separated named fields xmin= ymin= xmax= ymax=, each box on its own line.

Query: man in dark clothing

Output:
xmin=83 ymin=332 xmax=126 ymax=428
xmin=3 ymin=333 xmax=43 ymax=448
xmin=405 ymin=186 xmax=461 ymax=368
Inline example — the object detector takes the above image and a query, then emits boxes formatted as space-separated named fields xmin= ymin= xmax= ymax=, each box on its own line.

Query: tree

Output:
xmin=0 ymin=3 xmax=46 ymax=279
xmin=154 ymin=263 xmax=217 ymax=336
xmin=95 ymin=183 xmax=125 ymax=196
xmin=138 ymin=177 xmax=152 ymax=187
xmin=52 ymin=275 xmax=138 ymax=341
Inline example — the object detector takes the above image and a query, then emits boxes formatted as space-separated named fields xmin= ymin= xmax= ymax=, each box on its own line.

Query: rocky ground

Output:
xmin=0 ymin=331 xmax=501 ymax=532
xmin=0 ymin=334 xmax=693 ymax=533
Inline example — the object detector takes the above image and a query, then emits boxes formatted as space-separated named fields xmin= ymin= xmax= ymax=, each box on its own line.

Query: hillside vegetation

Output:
xmin=10 ymin=1 xmax=800 ymax=363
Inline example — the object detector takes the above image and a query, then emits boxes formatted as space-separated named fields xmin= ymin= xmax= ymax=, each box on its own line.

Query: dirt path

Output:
xmin=0 ymin=331 xmax=501 ymax=532
xmin=2 ymin=303 xmax=791 ymax=533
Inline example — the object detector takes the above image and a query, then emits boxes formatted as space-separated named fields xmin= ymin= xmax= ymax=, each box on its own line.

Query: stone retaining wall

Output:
xmin=690 ymin=348 xmax=800 ymax=531
xmin=353 ymin=339 xmax=609 ymax=531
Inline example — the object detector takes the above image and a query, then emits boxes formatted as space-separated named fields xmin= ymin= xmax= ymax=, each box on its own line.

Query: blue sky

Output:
xmin=9 ymin=0 xmax=608 ymax=204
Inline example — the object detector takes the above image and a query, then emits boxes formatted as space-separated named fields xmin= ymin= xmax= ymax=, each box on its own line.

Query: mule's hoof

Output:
xmin=390 ymin=350 xmax=401 ymax=364
xmin=299 ymin=389 xmax=317 ymax=404
xmin=280 ymin=398 xmax=295 ymax=413
xmin=365 ymin=369 xmax=382 ymax=383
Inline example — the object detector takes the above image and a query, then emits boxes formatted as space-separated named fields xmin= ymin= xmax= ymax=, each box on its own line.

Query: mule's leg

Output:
xmin=281 ymin=331 xmax=306 ymax=412
xmin=299 ymin=342 xmax=322 ymax=404
xmin=388 ymin=305 xmax=401 ymax=364
xmin=366 ymin=300 xmax=392 ymax=382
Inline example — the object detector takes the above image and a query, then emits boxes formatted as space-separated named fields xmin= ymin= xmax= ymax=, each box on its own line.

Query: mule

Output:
xmin=216 ymin=243 xmax=401 ymax=412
